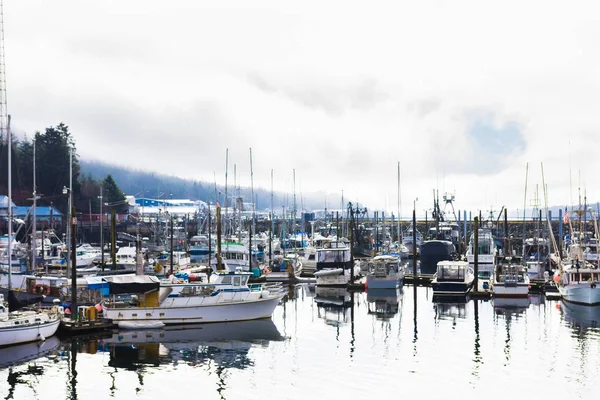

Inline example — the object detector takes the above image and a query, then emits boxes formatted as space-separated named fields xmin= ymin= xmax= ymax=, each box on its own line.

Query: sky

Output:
xmin=4 ymin=0 xmax=600 ymax=218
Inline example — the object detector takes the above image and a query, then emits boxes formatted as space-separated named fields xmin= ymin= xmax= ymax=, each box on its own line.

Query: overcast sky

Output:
xmin=5 ymin=1 xmax=600 ymax=218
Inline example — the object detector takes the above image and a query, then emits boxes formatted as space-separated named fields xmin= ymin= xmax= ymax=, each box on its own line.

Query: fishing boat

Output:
xmin=431 ymin=260 xmax=474 ymax=296
xmin=523 ymin=237 xmax=550 ymax=279
xmin=402 ymin=225 xmax=423 ymax=257
xmin=210 ymin=242 xmax=250 ymax=272
xmin=557 ymin=259 xmax=600 ymax=305
xmin=101 ymin=272 xmax=285 ymax=325
xmin=365 ymin=255 xmax=404 ymax=289
xmin=491 ymin=259 xmax=530 ymax=298
xmin=465 ymin=228 xmax=497 ymax=265
xmin=313 ymin=242 xmax=357 ymax=286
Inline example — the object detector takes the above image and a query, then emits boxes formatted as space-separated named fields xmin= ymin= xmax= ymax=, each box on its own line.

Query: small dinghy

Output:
xmin=118 ymin=321 xmax=165 ymax=330
xmin=313 ymin=268 xmax=343 ymax=277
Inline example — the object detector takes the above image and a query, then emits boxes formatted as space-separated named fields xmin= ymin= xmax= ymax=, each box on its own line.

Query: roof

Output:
xmin=103 ymin=275 xmax=160 ymax=294
xmin=0 ymin=196 xmax=16 ymax=209
xmin=12 ymin=206 xmax=63 ymax=217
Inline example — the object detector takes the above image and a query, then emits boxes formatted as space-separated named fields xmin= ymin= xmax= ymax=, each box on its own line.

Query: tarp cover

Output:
xmin=103 ymin=275 xmax=160 ymax=295
xmin=0 ymin=288 xmax=44 ymax=312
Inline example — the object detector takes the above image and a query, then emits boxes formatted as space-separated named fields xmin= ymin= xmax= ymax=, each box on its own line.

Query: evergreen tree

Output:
xmin=103 ymin=174 xmax=127 ymax=212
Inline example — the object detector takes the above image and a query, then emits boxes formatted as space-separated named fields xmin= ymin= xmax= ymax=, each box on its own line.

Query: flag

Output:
xmin=563 ymin=209 xmax=569 ymax=224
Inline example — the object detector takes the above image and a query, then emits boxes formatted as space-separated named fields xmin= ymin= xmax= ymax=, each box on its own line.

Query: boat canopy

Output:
xmin=103 ymin=275 xmax=160 ymax=294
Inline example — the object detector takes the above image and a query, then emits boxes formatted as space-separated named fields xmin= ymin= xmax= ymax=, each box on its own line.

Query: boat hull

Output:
xmin=492 ymin=284 xmax=529 ymax=298
xmin=559 ymin=283 xmax=600 ymax=306
xmin=366 ymin=274 xmax=403 ymax=289
xmin=103 ymin=295 xmax=282 ymax=325
xmin=432 ymin=280 xmax=474 ymax=295
xmin=315 ymin=269 xmax=350 ymax=287
xmin=0 ymin=318 xmax=60 ymax=348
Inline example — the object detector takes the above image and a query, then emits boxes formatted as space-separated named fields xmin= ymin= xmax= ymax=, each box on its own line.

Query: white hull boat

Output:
xmin=558 ymin=259 xmax=600 ymax=305
xmin=102 ymin=273 xmax=285 ymax=325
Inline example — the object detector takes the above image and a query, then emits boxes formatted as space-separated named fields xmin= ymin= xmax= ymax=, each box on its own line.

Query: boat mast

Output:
xmin=31 ymin=138 xmax=37 ymax=272
xmin=269 ymin=169 xmax=273 ymax=264
xmin=250 ymin=148 xmax=255 ymax=238
xmin=397 ymin=161 xmax=401 ymax=243
xmin=224 ymin=149 xmax=229 ymax=238
xmin=6 ymin=115 xmax=11 ymax=291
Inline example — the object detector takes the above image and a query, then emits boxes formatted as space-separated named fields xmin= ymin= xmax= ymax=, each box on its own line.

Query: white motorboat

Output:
xmin=314 ymin=242 xmax=357 ymax=287
xmin=102 ymin=272 xmax=286 ymax=325
xmin=491 ymin=260 xmax=530 ymax=298
xmin=365 ymin=255 xmax=404 ymax=289
xmin=431 ymin=260 xmax=475 ymax=296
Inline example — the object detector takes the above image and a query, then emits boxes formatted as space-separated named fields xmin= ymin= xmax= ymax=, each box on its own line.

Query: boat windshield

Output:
xmin=317 ymin=249 xmax=351 ymax=263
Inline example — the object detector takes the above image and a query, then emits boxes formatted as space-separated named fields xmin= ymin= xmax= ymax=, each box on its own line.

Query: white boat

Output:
xmin=431 ymin=260 xmax=474 ymax=296
xmin=118 ymin=320 xmax=165 ymax=330
xmin=155 ymin=250 xmax=191 ymax=273
xmin=491 ymin=260 xmax=530 ymax=298
xmin=0 ymin=294 xmax=62 ymax=347
xmin=523 ymin=237 xmax=550 ymax=279
xmin=211 ymin=242 xmax=250 ymax=272
xmin=314 ymin=242 xmax=357 ymax=287
xmin=402 ymin=225 xmax=423 ymax=256
xmin=102 ymin=272 xmax=285 ymax=325
xmin=557 ymin=259 xmax=600 ymax=305
xmin=365 ymin=255 xmax=404 ymax=289
xmin=466 ymin=228 xmax=497 ymax=265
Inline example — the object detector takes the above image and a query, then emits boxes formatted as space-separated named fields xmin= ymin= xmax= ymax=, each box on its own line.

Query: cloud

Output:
xmin=5 ymin=0 xmax=600 ymax=218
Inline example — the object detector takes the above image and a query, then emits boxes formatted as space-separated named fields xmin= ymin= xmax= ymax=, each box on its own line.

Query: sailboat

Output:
xmin=0 ymin=6 xmax=61 ymax=346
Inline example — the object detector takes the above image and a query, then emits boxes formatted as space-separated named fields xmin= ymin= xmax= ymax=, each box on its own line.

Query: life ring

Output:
xmin=33 ymin=284 xmax=49 ymax=296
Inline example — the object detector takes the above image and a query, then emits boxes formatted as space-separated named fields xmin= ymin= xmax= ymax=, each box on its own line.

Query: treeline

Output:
xmin=0 ymin=123 xmax=127 ymax=216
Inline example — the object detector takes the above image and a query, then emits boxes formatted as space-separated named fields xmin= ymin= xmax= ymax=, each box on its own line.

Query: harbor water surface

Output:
xmin=1 ymin=285 xmax=599 ymax=400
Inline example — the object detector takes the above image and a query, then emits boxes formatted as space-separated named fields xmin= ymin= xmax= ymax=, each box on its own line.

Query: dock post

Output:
xmin=504 ymin=208 xmax=509 ymax=255
xmin=70 ymin=205 xmax=77 ymax=321
xmin=559 ymin=208 xmax=563 ymax=259
xmin=412 ymin=209 xmax=417 ymax=276
xmin=473 ymin=216 xmax=479 ymax=293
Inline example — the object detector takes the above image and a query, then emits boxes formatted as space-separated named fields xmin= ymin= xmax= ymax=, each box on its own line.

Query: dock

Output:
xmin=59 ymin=317 xmax=116 ymax=336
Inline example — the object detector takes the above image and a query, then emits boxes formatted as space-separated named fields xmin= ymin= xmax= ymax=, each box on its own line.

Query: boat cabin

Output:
xmin=316 ymin=244 xmax=352 ymax=271
xmin=435 ymin=261 xmax=470 ymax=282
xmin=494 ymin=264 xmax=526 ymax=286
xmin=367 ymin=256 xmax=401 ymax=277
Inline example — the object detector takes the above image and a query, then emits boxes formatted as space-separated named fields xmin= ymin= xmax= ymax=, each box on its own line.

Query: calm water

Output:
xmin=1 ymin=285 xmax=600 ymax=400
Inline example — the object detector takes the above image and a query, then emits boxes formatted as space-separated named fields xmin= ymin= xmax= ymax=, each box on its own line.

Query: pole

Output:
xmin=7 ymin=114 xmax=12 ymax=291
xmin=70 ymin=204 xmax=77 ymax=320
xmin=473 ymin=216 xmax=479 ymax=292
xmin=111 ymin=208 xmax=116 ymax=269
xmin=31 ymin=137 xmax=37 ymax=272
xmin=170 ymin=214 xmax=174 ymax=275
xmin=207 ymin=202 xmax=212 ymax=281
xmin=99 ymin=187 xmax=104 ymax=271
xmin=349 ymin=204 xmax=355 ymax=283
xmin=412 ymin=208 xmax=417 ymax=276
xmin=216 ymin=203 xmax=222 ymax=270
xmin=504 ymin=208 xmax=509 ymax=256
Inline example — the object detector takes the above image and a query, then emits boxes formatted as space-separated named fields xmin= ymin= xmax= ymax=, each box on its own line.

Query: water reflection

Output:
xmin=0 ymin=336 xmax=60 ymax=369
xmin=561 ymin=301 xmax=600 ymax=331
xmin=366 ymin=288 xmax=403 ymax=319
xmin=100 ymin=319 xmax=284 ymax=369
xmin=433 ymin=296 xmax=469 ymax=323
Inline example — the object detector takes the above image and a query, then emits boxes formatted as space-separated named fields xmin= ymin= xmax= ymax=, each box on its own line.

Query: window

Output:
xmin=233 ymin=276 xmax=241 ymax=286
xmin=221 ymin=276 xmax=232 ymax=284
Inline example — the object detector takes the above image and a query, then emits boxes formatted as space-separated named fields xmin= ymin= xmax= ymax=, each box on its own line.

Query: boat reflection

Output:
xmin=492 ymin=297 xmax=531 ymax=316
xmin=433 ymin=295 xmax=469 ymax=322
xmin=0 ymin=335 xmax=61 ymax=369
xmin=315 ymin=287 xmax=352 ymax=327
xmin=561 ymin=301 xmax=600 ymax=331
xmin=97 ymin=319 xmax=284 ymax=370
xmin=367 ymin=288 xmax=403 ymax=319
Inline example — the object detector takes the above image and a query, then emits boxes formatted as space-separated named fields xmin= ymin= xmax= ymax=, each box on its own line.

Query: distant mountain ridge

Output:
xmin=80 ymin=160 xmax=338 ymax=213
